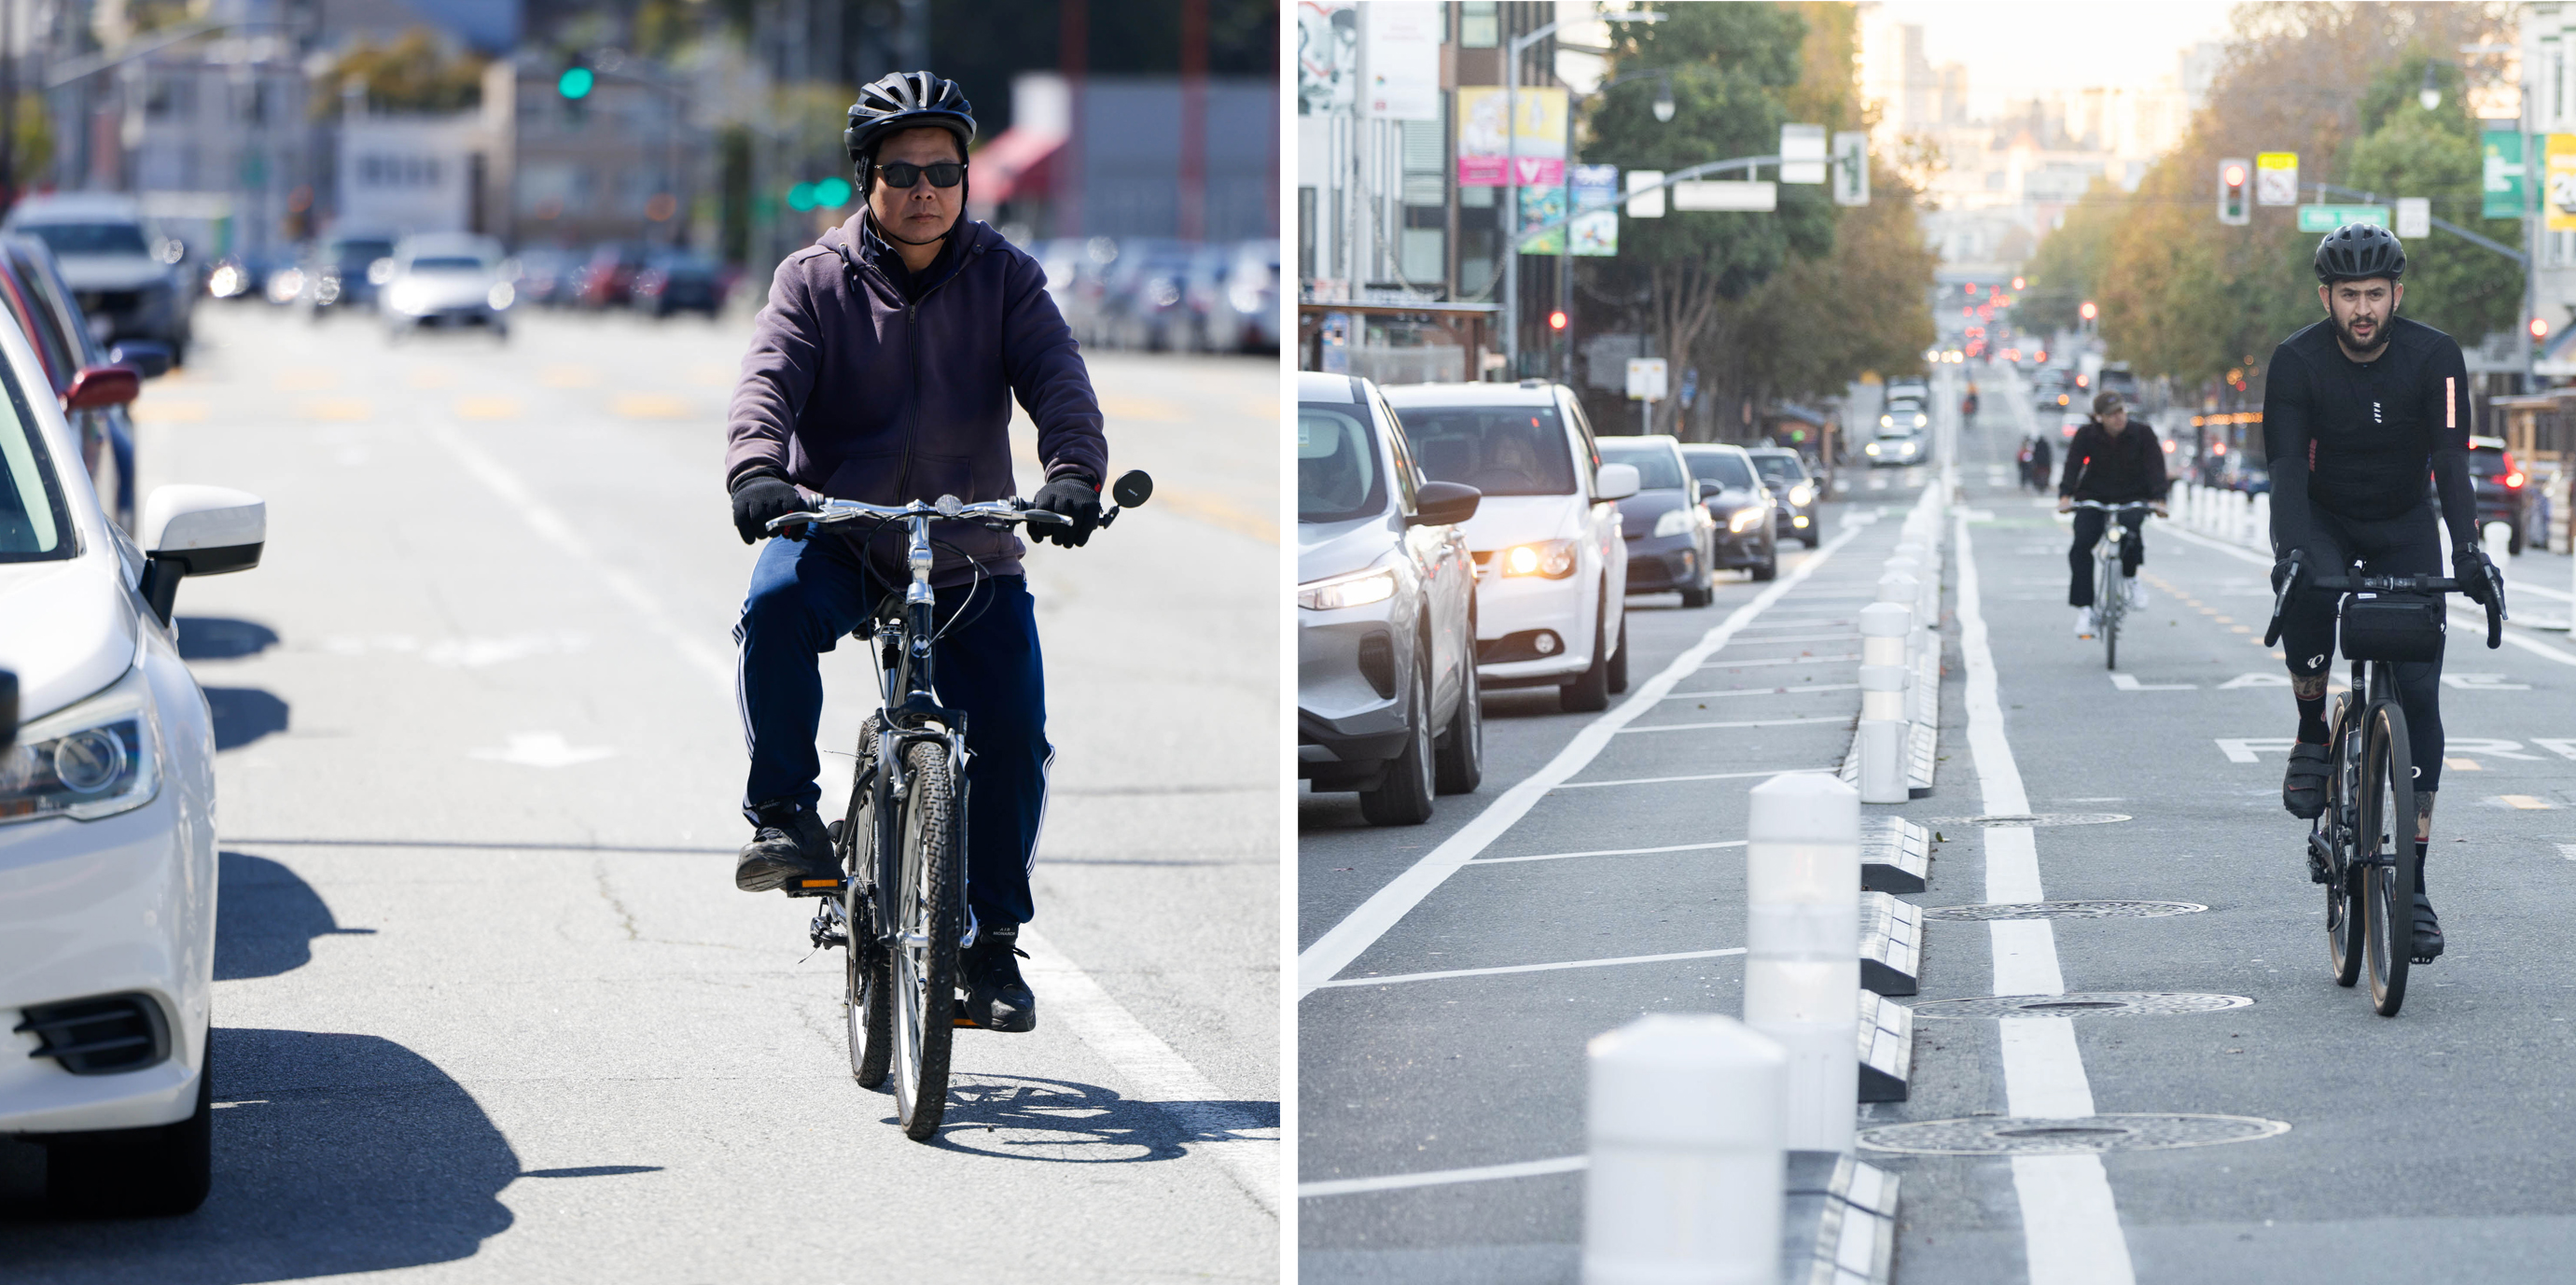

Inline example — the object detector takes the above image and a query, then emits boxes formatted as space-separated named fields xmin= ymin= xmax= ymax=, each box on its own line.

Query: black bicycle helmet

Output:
xmin=844 ymin=71 xmax=976 ymax=185
xmin=2314 ymin=222 xmax=2406 ymax=284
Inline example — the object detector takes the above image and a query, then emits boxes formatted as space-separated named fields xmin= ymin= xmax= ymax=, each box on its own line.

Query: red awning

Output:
xmin=975 ymin=126 xmax=1068 ymax=203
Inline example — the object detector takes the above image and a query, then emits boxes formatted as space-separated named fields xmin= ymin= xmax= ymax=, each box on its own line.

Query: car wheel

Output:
xmin=1358 ymin=658 xmax=1437 ymax=825
xmin=47 ymin=1025 xmax=214 ymax=1216
xmin=1803 ymin=524 xmax=1823 ymax=549
xmin=1679 ymin=566 xmax=1713 ymax=608
xmin=2510 ymin=521 xmax=2526 ymax=556
xmin=1563 ymin=591 xmax=1613 ymax=713
xmin=1607 ymin=611 xmax=1630 ymax=694
xmin=1433 ymin=656 xmax=1483 ymax=795
xmin=1752 ymin=538 xmax=1779 ymax=581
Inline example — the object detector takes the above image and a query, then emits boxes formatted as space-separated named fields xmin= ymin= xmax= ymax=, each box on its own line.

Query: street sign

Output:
xmin=1779 ymin=123 xmax=1827 ymax=185
xmin=1626 ymin=357 xmax=1668 ymax=401
xmin=1673 ymin=180 xmax=1777 ymax=212
xmin=2396 ymin=197 xmax=2430 ymax=239
xmin=2296 ymin=204 xmax=2388 ymax=232
xmin=2484 ymin=128 xmax=2526 ymax=220
xmin=1831 ymin=131 xmax=1869 ymax=206
xmin=2254 ymin=152 xmax=2298 ymax=205
xmin=2549 ymin=134 xmax=2576 ymax=231
xmin=1625 ymin=169 xmax=1665 ymax=218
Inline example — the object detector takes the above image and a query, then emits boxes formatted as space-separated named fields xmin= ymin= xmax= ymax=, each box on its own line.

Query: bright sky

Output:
xmin=1876 ymin=0 xmax=2241 ymax=116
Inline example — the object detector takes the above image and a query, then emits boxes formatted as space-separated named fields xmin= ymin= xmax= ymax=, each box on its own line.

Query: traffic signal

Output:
xmin=2532 ymin=315 xmax=2551 ymax=341
xmin=2080 ymin=300 xmax=2098 ymax=322
xmin=2012 ymin=275 xmax=2026 ymax=291
xmin=558 ymin=57 xmax=594 ymax=101
xmin=1548 ymin=310 xmax=1568 ymax=331
xmin=2217 ymin=158 xmax=2250 ymax=225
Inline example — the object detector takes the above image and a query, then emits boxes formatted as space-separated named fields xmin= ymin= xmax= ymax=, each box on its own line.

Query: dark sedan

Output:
xmin=2469 ymin=435 xmax=2531 ymax=553
xmin=631 ymin=250 xmax=724 ymax=317
xmin=1680 ymin=442 xmax=1780 ymax=581
xmin=1747 ymin=447 xmax=1823 ymax=548
xmin=1597 ymin=435 xmax=1718 ymax=607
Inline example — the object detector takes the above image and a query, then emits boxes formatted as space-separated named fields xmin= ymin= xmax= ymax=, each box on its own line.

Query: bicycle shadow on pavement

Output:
xmin=0 ymin=1028 xmax=518 ymax=1282
xmin=924 ymin=1072 xmax=1278 ymax=1164
xmin=215 ymin=851 xmax=377 ymax=980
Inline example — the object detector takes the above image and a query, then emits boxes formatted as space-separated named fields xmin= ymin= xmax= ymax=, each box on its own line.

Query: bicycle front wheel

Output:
xmin=2360 ymin=701 xmax=2416 ymax=1016
xmin=889 ymin=738 xmax=963 ymax=1138
xmin=843 ymin=727 xmax=893 ymax=1088
xmin=2322 ymin=693 xmax=2363 ymax=988
xmin=2098 ymin=554 xmax=2122 ymax=670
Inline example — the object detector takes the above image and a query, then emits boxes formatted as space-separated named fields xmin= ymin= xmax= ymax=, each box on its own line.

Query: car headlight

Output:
xmin=488 ymin=282 xmax=515 ymax=310
xmin=368 ymin=258 xmax=397 ymax=286
xmin=1298 ymin=566 xmax=1397 ymax=611
xmin=1788 ymin=482 xmax=1815 ymax=506
xmin=0 ymin=664 xmax=160 ymax=825
xmin=387 ymin=281 xmax=428 ymax=314
xmin=1865 ymin=441 xmax=1882 ymax=456
xmin=1913 ymin=412 xmax=1929 ymax=427
xmin=1653 ymin=508 xmax=1693 ymax=538
xmin=1879 ymin=414 xmax=1894 ymax=428
xmin=1728 ymin=507 xmax=1765 ymax=533
xmin=1499 ymin=538 xmax=1578 ymax=579
xmin=1899 ymin=440 xmax=1918 ymax=455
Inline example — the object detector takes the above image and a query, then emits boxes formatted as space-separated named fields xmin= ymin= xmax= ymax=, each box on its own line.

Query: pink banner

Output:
xmin=1456 ymin=156 xmax=1564 ymax=189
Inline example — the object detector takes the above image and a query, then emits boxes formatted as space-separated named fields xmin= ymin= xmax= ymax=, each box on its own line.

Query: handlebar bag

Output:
xmin=2339 ymin=593 xmax=2446 ymax=663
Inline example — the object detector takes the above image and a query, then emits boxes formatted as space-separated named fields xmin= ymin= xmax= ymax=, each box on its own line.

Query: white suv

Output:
xmin=1379 ymin=381 xmax=1635 ymax=712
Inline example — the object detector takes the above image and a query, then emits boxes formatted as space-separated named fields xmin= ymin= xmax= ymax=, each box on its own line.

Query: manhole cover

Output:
xmin=1907 ymin=992 xmax=2253 ymax=1020
xmin=1929 ymin=813 xmax=2133 ymax=828
xmin=1920 ymin=901 xmax=2207 ymax=921
xmin=1859 ymin=1113 xmax=2290 ymax=1156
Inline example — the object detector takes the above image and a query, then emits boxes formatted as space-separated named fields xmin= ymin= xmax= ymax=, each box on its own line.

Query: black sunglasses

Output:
xmin=875 ymin=161 xmax=967 ymax=189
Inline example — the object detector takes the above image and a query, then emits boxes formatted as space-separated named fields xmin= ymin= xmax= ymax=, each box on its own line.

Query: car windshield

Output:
xmin=1399 ymin=405 xmax=1575 ymax=496
xmin=1749 ymin=454 xmax=1804 ymax=484
xmin=1597 ymin=440 xmax=1686 ymax=490
xmin=407 ymin=256 xmax=488 ymax=273
xmin=1684 ymin=450 xmax=1757 ymax=490
xmin=24 ymin=222 xmax=148 ymax=257
xmin=1300 ymin=404 xmax=1385 ymax=524
xmin=0 ymin=375 xmax=68 ymax=560
xmin=332 ymin=240 xmax=394 ymax=268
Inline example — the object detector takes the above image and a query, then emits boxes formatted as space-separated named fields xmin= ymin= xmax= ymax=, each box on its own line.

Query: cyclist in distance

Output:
xmin=2057 ymin=388 xmax=2169 ymax=637
xmin=722 ymin=70 xmax=1109 ymax=1032
xmin=2264 ymin=222 xmax=2494 ymax=963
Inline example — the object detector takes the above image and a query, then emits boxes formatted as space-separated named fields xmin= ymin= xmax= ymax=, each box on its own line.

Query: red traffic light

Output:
xmin=1548 ymin=310 xmax=1568 ymax=331
xmin=1965 ymin=283 xmax=1979 ymax=296
xmin=2080 ymin=300 xmax=2098 ymax=321
xmin=2012 ymin=276 xmax=2026 ymax=290
xmin=2531 ymin=315 xmax=2551 ymax=340
xmin=2223 ymin=164 xmax=2247 ymax=186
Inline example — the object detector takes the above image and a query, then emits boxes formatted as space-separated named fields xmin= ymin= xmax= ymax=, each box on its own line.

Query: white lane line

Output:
xmin=1554 ymin=768 xmax=1833 ymax=790
xmin=2162 ymin=521 xmax=2576 ymax=667
xmin=1313 ymin=946 xmax=1747 ymax=989
xmin=428 ymin=417 xmax=1274 ymax=1207
xmin=1469 ymin=840 xmax=1746 ymax=865
xmin=1661 ymin=683 xmax=1862 ymax=701
xmin=1956 ymin=504 xmax=2136 ymax=1285
xmin=1616 ymin=715 xmax=1850 ymax=735
xmin=1695 ymin=653 xmax=1862 ymax=671
xmin=1296 ymin=523 xmax=1867 ymax=999
xmin=1300 ymin=1154 xmax=1587 ymax=1199
xmin=1709 ymin=632 xmax=1862 ymax=646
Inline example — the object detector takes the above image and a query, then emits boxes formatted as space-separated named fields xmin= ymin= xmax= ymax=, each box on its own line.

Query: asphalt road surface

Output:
xmin=0 ymin=302 xmax=1277 ymax=1282
xmin=1300 ymin=361 xmax=2576 ymax=1284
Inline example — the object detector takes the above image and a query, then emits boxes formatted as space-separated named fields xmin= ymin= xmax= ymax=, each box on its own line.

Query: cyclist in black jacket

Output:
xmin=2263 ymin=222 xmax=2495 ymax=963
xmin=2057 ymin=389 xmax=2169 ymax=636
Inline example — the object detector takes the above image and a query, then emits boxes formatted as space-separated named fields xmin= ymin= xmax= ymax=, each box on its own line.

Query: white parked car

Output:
xmin=380 ymin=231 xmax=512 ymax=342
xmin=0 ymin=305 xmax=265 ymax=1214
xmin=1379 ymin=380 xmax=1635 ymax=712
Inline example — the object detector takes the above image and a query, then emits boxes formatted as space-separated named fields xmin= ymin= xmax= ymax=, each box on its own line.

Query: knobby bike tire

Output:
xmin=844 ymin=722 xmax=893 ymax=1088
xmin=2362 ymin=700 xmax=2416 ymax=1016
xmin=892 ymin=739 xmax=963 ymax=1138
xmin=2323 ymin=692 xmax=2364 ymax=988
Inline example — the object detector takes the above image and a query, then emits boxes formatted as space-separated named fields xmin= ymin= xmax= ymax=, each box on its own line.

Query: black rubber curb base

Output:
xmin=1783 ymin=1150 xmax=1901 ymax=1285
xmin=1858 ymin=989 xmax=1914 ymax=1102
xmin=1860 ymin=892 xmax=1923 ymax=997
xmin=1860 ymin=817 xmax=1931 ymax=893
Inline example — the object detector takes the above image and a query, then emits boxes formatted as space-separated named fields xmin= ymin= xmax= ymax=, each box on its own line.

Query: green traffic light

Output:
xmin=558 ymin=66 xmax=594 ymax=100
xmin=813 ymin=176 xmax=853 ymax=208
xmin=787 ymin=182 xmax=816 ymax=212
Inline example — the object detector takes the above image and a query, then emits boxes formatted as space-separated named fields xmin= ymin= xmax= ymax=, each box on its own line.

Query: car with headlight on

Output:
xmin=1864 ymin=424 xmax=1928 ymax=468
xmin=1381 ymin=380 xmax=1636 ymax=712
xmin=1746 ymin=446 xmax=1822 ymax=548
xmin=0 ymin=302 xmax=266 ymax=1215
xmin=1680 ymin=442 xmax=1780 ymax=580
xmin=379 ymin=233 xmax=511 ymax=341
xmin=1298 ymin=370 xmax=1483 ymax=825
xmin=3 ymin=194 xmax=196 ymax=366
xmin=1596 ymin=434 xmax=1717 ymax=607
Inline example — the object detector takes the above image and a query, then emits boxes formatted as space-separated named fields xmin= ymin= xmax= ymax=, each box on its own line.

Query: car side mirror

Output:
xmin=1409 ymin=480 xmax=1480 ymax=527
xmin=1595 ymin=462 xmax=1641 ymax=502
xmin=109 ymin=341 xmax=173 ymax=379
xmin=135 ymin=484 xmax=265 ymax=624
xmin=63 ymin=364 xmax=139 ymax=412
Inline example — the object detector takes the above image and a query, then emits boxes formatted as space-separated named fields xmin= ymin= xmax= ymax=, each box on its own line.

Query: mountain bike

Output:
xmin=2265 ymin=552 xmax=2503 ymax=1016
xmin=2070 ymin=499 xmax=2152 ymax=670
xmin=774 ymin=470 xmax=1153 ymax=1138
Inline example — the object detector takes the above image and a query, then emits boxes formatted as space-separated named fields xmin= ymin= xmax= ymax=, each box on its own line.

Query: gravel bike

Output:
xmin=773 ymin=470 xmax=1153 ymax=1138
xmin=2264 ymin=552 xmax=2503 ymax=1016
xmin=2070 ymin=499 xmax=2152 ymax=670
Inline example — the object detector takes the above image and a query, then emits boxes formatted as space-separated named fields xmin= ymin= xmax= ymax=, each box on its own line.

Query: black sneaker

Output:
xmin=2411 ymin=893 xmax=2444 ymax=964
xmin=735 ymin=799 xmax=838 ymax=892
xmin=961 ymin=921 xmax=1037 ymax=1033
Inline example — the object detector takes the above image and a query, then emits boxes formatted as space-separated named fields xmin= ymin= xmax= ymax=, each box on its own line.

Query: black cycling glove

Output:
xmin=731 ymin=473 xmax=808 ymax=544
xmin=2452 ymin=545 xmax=2497 ymax=606
xmin=1029 ymin=477 xmax=1103 ymax=548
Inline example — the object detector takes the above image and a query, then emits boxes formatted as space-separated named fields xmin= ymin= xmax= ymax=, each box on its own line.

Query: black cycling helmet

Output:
xmin=2314 ymin=222 xmax=2406 ymax=284
xmin=845 ymin=71 xmax=976 ymax=191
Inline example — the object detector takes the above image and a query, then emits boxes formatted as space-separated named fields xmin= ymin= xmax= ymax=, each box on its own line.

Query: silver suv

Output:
xmin=3 ymin=194 xmax=194 ymax=367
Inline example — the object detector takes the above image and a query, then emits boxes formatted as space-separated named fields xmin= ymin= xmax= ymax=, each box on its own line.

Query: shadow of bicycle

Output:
xmin=924 ymin=1073 xmax=1277 ymax=1164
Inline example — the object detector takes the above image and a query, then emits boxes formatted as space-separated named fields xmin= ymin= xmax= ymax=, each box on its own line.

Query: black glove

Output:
xmin=2453 ymin=545 xmax=2497 ymax=606
xmin=731 ymin=473 xmax=808 ymax=544
xmin=1028 ymin=477 xmax=1103 ymax=548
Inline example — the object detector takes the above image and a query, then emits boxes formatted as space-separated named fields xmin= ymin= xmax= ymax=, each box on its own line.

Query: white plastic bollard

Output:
xmin=1743 ymin=772 xmax=1862 ymax=1153
xmin=1583 ymin=1013 xmax=1786 ymax=1285
xmin=1857 ymin=603 xmax=1912 ymax=805
xmin=1860 ymin=598 xmax=1910 ymax=667
xmin=2251 ymin=493 xmax=2272 ymax=552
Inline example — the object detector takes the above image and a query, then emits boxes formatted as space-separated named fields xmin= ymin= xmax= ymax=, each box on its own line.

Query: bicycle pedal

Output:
xmin=783 ymin=876 xmax=846 ymax=899
xmin=952 ymin=996 xmax=979 ymax=1029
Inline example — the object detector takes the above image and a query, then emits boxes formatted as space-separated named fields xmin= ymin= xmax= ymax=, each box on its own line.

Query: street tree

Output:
xmin=2342 ymin=57 xmax=2520 ymax=343
xmin=311 ymin=28 xmax=490 ymax=119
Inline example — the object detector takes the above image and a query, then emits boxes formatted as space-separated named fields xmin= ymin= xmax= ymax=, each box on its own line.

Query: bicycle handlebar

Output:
xmin=2066 ymin=499 xmax=2160 ymax=511
xmin=2262 ymin=551 xmax=2503 ymax=650
xmin=767 ymin=495 xmax=1063 ymax=533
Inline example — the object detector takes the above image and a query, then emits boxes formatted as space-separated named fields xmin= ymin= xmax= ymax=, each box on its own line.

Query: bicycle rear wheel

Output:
xmin=842 ymin=727 xmax=893 ymax=1088
xmin=2360 ymin=701 xmax=2416 ymax=1016
xmin=890 ymin=737 xmax=963 ymax=1138
xmin=2322 ymin=694 xmax=2364 ymax=988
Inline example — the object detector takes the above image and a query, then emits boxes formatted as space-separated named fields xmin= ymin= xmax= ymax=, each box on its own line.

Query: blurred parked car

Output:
xmin=1297 ymin=370 xmax=1483 ymax=824
xmin=1222 ymin=239 xmax=1280 ymax=353
xmin=0 ymin=234 xmax=152 ymax=530
xmin=302 ymin=232 xmax=397 ymax=318
xmin=1036 ymin=237 xmax=1120 ymax=346
xmin=203 ymin=248 xmax=289 ymax=303
xmin=379 ymin=233 xmax=510 ymax=342
xmin=575 ymin=242 xmax=651 ymax=309
xmin=1099 ymin=238 xmax=1195 ymax=351
xmin=1746 ymin=446 xmax=1823 ymax=548
xmin=1679 ymin=443 xmax=1781 ymax=580
xmin=508 ymin=246 xmax=578 ymax=308
xmin=630 ymin=250 xmax=724 ymax=317
xmin=1597 ymin=434 xmax=1718 ymax=606
xmin=2469 ymin=434 xmax=2532 ymax=554
xmin=4 ymin=194 xmax=196 ymax=365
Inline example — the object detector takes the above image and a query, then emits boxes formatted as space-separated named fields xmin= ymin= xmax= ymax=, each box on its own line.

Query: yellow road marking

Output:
xmin=1100 ymin=394 xmax=1187 ymax=423
xmin=132 ymin=399 xmax=205 ymax=424
xmin=2499 ymin=795 xmax=2555 ymax=810
xmin=2445 ymin=758 xmax=2482 ymax=771
xmin=541 ymin=365 xmax=600 ymax=388
xmin=299 ymin=398 xmax=371 ymax=421
xmin=689 ymin=364 xmax=732 ymax=387
xmin=406 ymin=368 xmax=458 ymax=389
xmin=456 ymin=397 xmax=521 ymax=419
xmin=611 ymin=393 xmax=690 ymax=419
xmin=1153 ymin=490 xmax=1276 ymax=544
xmin=273 ymin=370 xmax=338 ymax=392
xmin=2230 ymin=625 xmax=2250 ymax=635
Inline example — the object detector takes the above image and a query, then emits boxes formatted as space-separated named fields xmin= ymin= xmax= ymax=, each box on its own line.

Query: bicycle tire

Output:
xmin=2099 ymin=552 xmax=2122 ymax=670
xmin=891 ymin=738 xmax=963 ymax=1138
xmin=2322 ymin=693 xmax=2364 ymax=988
xmin=843 ymin=726 xmax=893 ymax=1088
xmin=2360 ymin=700 xmax=2416 ymax=1016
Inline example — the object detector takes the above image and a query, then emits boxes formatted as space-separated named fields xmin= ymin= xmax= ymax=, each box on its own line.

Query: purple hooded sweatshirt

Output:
xmin=725 ymin=213 xmax=1107 ymax=586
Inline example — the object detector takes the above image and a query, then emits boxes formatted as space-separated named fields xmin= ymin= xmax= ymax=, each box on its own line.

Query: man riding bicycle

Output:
xmin=723 ymin=70 xmax=1108 ymax=1032
xmin=2057 ymin=389 xmax=2168 ymax=637
xmin=2265 ymin=222 xmax=2495 ymax=963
